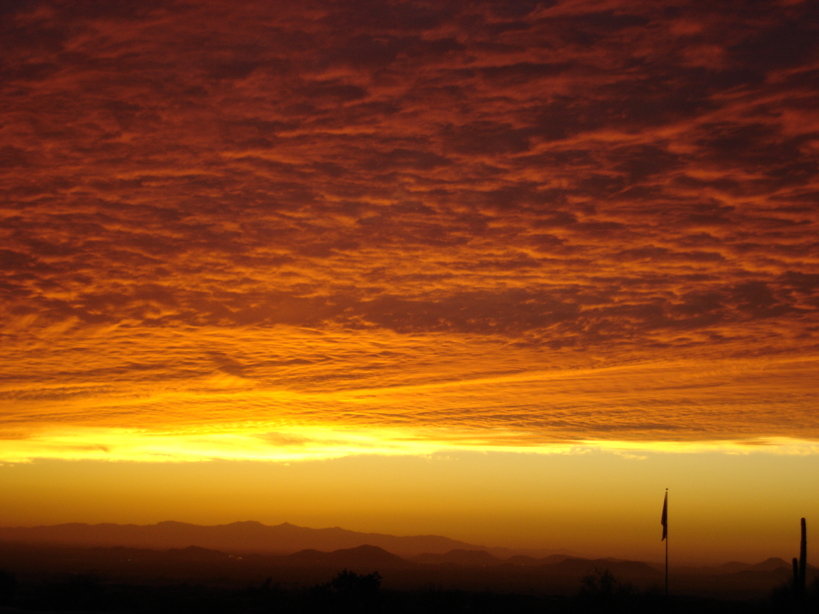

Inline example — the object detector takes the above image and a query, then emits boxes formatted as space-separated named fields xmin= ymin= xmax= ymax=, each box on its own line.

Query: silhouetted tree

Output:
xmin=579 ymin=568 xmax=616 ymax=598
xmin=326 ymin=569 xmax=382 ymax=613
xmin=578 ymin=568 xmax=636 ymax=612
xmin=330 ymin=568 xmax=381 ymax=594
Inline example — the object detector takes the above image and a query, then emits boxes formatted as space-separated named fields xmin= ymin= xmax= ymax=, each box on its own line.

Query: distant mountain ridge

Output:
xmin=0 ymin=521 xmax=480 ymax=556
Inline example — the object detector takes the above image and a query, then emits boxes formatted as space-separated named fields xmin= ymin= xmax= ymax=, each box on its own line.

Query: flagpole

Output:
xmin=664 ymin=489 xmax=669 ymax=597
xmin=665 ymin=523 xmax=668 ymax=596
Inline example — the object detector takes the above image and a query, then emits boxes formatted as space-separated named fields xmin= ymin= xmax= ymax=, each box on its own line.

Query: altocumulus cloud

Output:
xmin=1 ymin=0 xmax=818 ymax=460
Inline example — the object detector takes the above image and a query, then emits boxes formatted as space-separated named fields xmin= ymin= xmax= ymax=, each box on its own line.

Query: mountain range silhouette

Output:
xmin=0 ymin=521 xmax=479 ymax=556
xmin=2 ymin=517 xmax=815 ymax=609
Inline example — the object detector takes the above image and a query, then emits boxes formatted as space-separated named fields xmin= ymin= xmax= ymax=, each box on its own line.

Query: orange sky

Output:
xmin=1 ymin=0 xmax=818 ymax=563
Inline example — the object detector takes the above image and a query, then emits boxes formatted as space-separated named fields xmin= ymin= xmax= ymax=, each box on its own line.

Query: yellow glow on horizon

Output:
xmin=3 ymin=423 xmax=818 ymax=464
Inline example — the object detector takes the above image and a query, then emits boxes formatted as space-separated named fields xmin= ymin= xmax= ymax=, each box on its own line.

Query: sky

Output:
xmin=1 ymin=0 xmax=818 ymax=563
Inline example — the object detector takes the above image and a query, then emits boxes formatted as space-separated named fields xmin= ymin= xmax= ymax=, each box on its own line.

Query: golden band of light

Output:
xmin=3 ymin=424 xmax=818 ymax=464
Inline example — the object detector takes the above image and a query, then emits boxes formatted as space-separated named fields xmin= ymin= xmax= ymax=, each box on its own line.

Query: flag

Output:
xmin=661 ymin=491 xmax=668 ymax=541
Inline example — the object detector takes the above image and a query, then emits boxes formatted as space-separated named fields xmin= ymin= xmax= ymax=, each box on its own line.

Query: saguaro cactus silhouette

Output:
xmin=793 ymin=517 xmax=807 ymax=599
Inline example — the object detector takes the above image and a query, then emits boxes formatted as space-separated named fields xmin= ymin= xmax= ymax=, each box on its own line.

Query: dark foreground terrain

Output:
xmin=0 ymin=567 xmax=817 ymax=614
xmin=0 ymin=541 xmax=816 ymax=613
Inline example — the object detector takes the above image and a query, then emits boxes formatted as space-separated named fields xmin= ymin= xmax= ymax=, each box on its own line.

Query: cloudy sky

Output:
xmin=1 ymin=0 xmax=818 ymax=561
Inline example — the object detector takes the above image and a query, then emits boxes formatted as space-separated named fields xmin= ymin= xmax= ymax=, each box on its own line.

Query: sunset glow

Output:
xmin=2 ymin=0 xmax=818 ymax=563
